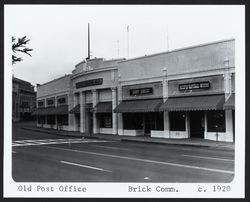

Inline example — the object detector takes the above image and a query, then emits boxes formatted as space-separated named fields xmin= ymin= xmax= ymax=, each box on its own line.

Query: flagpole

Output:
xmin=127 ymin=25 xmax=130 ymax=59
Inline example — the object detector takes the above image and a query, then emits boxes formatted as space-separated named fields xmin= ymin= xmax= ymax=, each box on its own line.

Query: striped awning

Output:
xmin=95 ymin=102 xmax=112 ymax=113
xmin=159 ymin=95 xmax=225 ymax=111
xmin=69 ymin=104 xmax=80 ymax=114
xmin=224 ymin=94 xmax=235 ymax=110
xmin=114 ymin=99 xmax=163 ymax=113
xmin=69 ymin=103 xmax=93 ymax=114
xmin=32 ymin=105 xmax=68 ymax=115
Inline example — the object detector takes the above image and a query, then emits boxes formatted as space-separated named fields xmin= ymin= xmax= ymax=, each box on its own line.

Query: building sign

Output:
xmin=179 ymin=81 xmax=210 ymax=91
xmin=76 ymin=78 xmax=103 ymax=89
xmin=130 ymin=88 xmax=153 ymax=96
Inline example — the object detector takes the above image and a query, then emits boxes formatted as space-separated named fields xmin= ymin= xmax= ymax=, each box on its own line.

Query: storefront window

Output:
xmin=123 ymin=113 xmax=143 ymax=130
xmin=38 ymin=116 xmax=45 ymax=124
xmin=47 ymin=115 xmax=55 ymax=125
xmin=207 ymin=110 xmax=225 ymax=132
xmin=169 ymin=112 xmax=186 ymax=131
xmin=99 ymin=113 xmax=112 ymax=128
xmin=57 ymin=115 xmax=68 ymax=125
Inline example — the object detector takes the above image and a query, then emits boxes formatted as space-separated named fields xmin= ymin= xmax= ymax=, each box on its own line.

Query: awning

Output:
xmin=69 ymin=104 xmax=80 ymax=114
xmin=159 ymin=95 xmax=225 ymax=111
xmin=95 ymin=102 xmax=112 ymax=113
xmin=224 ymin=94 xmax=235 ymax=110
xmin=69 ymin=103 xmax=93 ymax=114
xmin=114 ymin=99 xmax=163 ymax=113
xmin=32 ymin=105 xmax=69 ymax=115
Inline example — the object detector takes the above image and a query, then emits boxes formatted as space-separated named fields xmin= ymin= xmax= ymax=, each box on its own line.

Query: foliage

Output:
xmin=12 ymin=36 xmax=33 ymax=65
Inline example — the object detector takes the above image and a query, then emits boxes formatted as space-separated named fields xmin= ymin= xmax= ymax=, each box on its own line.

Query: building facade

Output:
xmin=34 ymin=39 xmax=235 ymax=142
xmin=12 ymin=77 xmax=36 ymax=122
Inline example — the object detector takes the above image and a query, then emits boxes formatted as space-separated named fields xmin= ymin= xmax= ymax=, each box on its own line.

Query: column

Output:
xmin=92 ymin=89 xmax=99 ymax=134
xmin=225 ymin=110 xmax=234 ymax=142
xmin=111 ymin=87 xmax=118 ymax=135
xmin=55 ymin=96 xmax=58 ymax=129
xmin=224 ymin=57 xmax=233 ymax=142
xmin=204 ymin=111 xmax=207 ymax=139
xmin=72 ymin=93 xmax=79 ymax=131
xmin=117 ymin=75 xmax=123 ymax=136
xmin=162 ymin=67 xmax=170 ymax=138
xmin=224 ymin=57 xmax=231 ymax=100
xmin=80 ymin=91 xmax=86 ymax=133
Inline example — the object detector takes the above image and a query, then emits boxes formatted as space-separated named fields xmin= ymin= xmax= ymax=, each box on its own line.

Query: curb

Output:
xmin=21 ymin=127 xmax=85 ymax=138
xmin=121 ymin=138 xmax=210 ymax=148
xmin=21 ymin=127 xmax=234 ymax=150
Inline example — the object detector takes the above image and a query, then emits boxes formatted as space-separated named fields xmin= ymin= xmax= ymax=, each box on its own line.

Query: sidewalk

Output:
xmin=20 ymin=126 xmax=235 ymax=150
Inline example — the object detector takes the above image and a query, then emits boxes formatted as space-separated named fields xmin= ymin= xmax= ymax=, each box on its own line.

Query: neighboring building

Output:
xmin=34 ymin=39 xmax=235 ymax=142
xmin=12 ymin=77 xmax=36 ymax=122
xmin=33 ymin=75 xmax=71 ymax=130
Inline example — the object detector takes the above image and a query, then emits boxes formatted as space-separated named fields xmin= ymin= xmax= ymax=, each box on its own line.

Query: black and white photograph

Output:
xmin=4 ymin=5 xmax=245 ymax=198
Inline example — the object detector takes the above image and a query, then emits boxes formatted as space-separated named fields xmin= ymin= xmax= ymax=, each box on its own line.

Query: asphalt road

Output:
xmin=12 ymin=123 xmax=234 ymax=182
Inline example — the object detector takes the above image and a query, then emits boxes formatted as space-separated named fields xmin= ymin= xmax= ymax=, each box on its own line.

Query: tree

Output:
xmin=12 ymin=36 xmax=33 ymax=65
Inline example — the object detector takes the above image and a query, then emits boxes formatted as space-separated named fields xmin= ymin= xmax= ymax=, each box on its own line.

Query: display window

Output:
xmin=47 ymin=115 xmax=55 ymax=125
xmin=169 ymin=112 xmax=186 ymax=131
xmin=123 ymin=113 xmax=143 ymax=130
xmin=207 ymin=110 xmax=225 ymax=132
xmin=99 ymin=113 xmax=112 ymax=128
xmin=57 ymin=115 xmax=69 ymax=125
xmin=38 ymin=116 xmax=45 ymax=124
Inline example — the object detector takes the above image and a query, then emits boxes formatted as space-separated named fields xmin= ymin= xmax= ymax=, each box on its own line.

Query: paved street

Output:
xmin=12 ymin=123 xmax=234 ymax=182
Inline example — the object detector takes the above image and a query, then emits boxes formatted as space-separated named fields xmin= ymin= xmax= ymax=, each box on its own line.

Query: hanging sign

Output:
xmin=76 ymin=78 xmax=103 ymax=89
xmin=179 ymin=81 xmax=210 ymax=91
xmin=130 ymin=87 xmax=153 ymax=96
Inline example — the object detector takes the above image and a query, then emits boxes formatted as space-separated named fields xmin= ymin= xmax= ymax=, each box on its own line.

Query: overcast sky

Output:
xmin=5 ymin=5 xmax=243 ymax=87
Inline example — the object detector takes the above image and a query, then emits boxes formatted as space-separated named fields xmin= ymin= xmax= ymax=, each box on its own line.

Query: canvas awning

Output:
xmin=69 ymin=103 xmax=93 ymax=114
xmin=69 ymin=104 xmax=80 ymax=114
xmin=95 ymin=102 xmax=112 ymax=113
xmin=32 ymin=105 xmax=69 ymax=115
xmin=224 ymin=94 xmax=235 ymax=110
xmin=114 ymin=99 xmax=163 ymax=113
xmin=159 ymin=95 xmax=225 ymax=111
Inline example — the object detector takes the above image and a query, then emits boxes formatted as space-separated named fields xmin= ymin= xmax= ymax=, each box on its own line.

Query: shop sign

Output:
xmin=130 ymin=87 xmax=153 ymax=96
xmin=179 ymin=81 xmax=210 ymax=91
xmin=76 ymin=78 xmax=103 ymax=89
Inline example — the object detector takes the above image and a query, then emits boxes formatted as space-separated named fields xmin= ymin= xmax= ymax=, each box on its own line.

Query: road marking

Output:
xmin=12 ymin=151 xmax=16 ymax=153
xmin=144 ymin=177 xmax=149 ymax=180
xmin=92 ymin=145 xmax=130 ymax=151
xmin=182 ymin=154 xmax=234 ymax=162
xmin=43 ymin=146 xmax=234 ymax=175
xmin=12 ymin=138 xmax=112 ymax=147
xmin=60 ymin=160 xmax=112 ymax=173
xmin=181 ymin=148 xmax=192 ymax=151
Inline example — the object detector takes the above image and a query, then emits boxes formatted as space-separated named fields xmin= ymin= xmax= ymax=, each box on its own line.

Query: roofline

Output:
xmin=75 ymin=58 xmax=126 ymax=67
xmin=118 ymin=38 xmax=235 ymax=63
xmin=38 ymin=74 xmax=71 ymax=87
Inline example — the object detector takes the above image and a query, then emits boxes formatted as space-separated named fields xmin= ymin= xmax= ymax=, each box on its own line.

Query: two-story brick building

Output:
xmin=34 ymin=39 xmax=235 ymax=142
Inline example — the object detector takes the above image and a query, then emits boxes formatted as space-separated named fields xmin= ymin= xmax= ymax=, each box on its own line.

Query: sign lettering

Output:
xmin=76 ymin=78 xmax=103 ymax=89
xmin=179 ymin=81 xmax=210 ymax=91
xmin=130 ymin=88 xmax=153 ymax=96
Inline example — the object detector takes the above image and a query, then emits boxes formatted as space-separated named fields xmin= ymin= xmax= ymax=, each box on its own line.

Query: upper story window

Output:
xmin=58 ymin=97 xmax=66 ymax=104
xmin=57 ymin=95 xmax=68 ymax=105
xmin=47 ymin=98 xmax=55 ymax=106
xmin=38 ymin=101 xmax=44 ymax=108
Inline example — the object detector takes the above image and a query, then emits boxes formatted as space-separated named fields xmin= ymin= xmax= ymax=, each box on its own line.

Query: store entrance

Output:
xmin=189 ymin=111 xmax=204 ymax=138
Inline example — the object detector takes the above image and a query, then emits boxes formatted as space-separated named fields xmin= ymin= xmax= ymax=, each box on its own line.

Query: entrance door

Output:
xmin=189 ymin=111 xmax=204 ymax=138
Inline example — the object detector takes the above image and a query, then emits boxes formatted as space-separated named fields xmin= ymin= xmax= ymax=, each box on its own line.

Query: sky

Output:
xmin=5 ymin=5 xmax=244 ymax=87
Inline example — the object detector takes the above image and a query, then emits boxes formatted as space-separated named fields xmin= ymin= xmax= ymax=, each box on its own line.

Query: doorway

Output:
xmin=189 ymin=111 xmax=204 ymax=138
